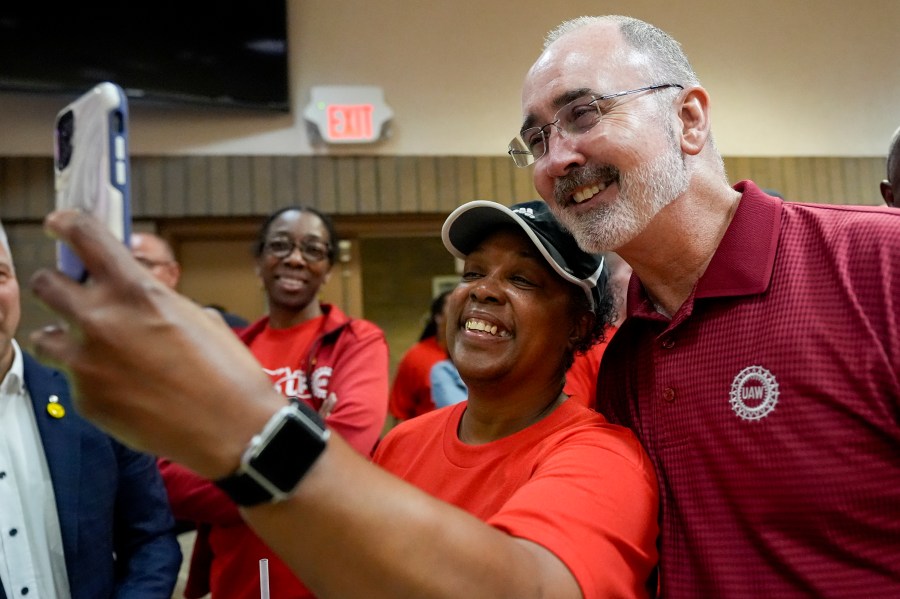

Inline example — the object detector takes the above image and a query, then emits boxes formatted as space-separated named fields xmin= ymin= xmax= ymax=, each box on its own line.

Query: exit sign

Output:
xmin=304 ymin=86 xmax=393 ymax=144
xmin=327 ymin=104 xmax=374 ymax=141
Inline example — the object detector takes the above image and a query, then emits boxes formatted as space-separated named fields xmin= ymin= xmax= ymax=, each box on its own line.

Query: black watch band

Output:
xmin=215 ymin=398 xmax=330 ymax=507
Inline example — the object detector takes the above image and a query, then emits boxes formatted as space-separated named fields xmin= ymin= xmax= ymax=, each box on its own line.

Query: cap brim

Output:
xmin=442 ymin=201 xmax=524 ymax=259
xmin=441 ymin=200 xmax=598 ymax=309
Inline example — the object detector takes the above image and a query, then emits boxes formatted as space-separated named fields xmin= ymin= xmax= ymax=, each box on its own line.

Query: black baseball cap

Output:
xmin=441 ymin=200 xmax=606 ymax=310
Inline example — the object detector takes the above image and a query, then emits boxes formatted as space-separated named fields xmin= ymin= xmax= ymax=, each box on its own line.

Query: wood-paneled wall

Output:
xmin=0 ymin=153 xmax=888 ymax=368
xmin=0 ymin=155 xmax=887 ymax=223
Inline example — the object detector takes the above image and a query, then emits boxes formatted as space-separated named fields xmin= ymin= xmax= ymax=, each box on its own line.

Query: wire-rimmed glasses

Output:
xmin=508 ymin=83 xmax=684 ymax=167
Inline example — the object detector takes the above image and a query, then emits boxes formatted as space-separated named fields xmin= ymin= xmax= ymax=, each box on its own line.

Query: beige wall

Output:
xmin=360 ymin=236 xmax=457 ymax=375
xmin=0 ymin=0 xmax=899 ymax=158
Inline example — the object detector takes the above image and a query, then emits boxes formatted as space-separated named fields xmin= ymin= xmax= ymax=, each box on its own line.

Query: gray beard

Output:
xmin=552 ymin=141 xmax=689 ymax=253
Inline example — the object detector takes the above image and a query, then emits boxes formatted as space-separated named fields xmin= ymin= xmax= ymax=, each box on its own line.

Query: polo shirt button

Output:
xmin=663 ymin=387 xmax=676 ymax=403
xmin=9 ymin=528 xmax=17 ymax=536
xmin=20 ymin=587 xmax=28 ymax=595
xmin=0 ymin=471 xmax=5 ymax=479
xmin=661 ymin=338 xmax=675 ymax=349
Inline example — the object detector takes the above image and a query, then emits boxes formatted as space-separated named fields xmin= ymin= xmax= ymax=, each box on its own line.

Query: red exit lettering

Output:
xmin=326 ymin=104 xmax=375 ymax=141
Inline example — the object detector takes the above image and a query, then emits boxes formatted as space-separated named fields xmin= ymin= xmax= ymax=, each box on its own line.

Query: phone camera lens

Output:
xmin=56 ymin=110 xmax=75 ymax=170
xmin=111 ymin=110 xmax=125 ymax=134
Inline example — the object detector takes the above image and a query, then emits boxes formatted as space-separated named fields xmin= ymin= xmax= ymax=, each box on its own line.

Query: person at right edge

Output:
xmin=508 ymin=14 xmax=900 ymax=596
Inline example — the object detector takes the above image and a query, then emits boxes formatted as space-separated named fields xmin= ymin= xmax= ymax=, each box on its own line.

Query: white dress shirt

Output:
xmin=0 ymin=340 xmax=71 ymax=598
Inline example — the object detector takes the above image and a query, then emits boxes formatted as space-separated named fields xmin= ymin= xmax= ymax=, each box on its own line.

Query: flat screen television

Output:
xmin=0 ymin=1 xmax=289 ymax=112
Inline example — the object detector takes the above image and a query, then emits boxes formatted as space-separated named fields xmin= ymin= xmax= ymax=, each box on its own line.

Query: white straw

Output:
xmin=259 ymin=558 xmax=270 ymax=599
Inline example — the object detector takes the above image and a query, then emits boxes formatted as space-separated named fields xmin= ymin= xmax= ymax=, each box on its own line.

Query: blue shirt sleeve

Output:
xmin=430 ymin=359 xmax=467 ymax=408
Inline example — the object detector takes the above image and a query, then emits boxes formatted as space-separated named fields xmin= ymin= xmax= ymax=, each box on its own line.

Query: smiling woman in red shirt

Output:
xmin=160 ymin=206 xmax=389 ymax=599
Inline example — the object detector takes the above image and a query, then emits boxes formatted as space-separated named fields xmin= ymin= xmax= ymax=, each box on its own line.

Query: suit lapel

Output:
xmin=22 ymin=352 xmax=81 ymax=571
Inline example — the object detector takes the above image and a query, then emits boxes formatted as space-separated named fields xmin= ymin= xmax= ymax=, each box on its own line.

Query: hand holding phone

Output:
xmin=54 ymin=81 xmax=132 ymax=281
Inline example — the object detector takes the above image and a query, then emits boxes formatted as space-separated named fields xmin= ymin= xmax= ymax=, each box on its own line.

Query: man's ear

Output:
xmin=881 ymin=180 xmax=895 ymax=207
xmin=677 ymin=86 xmax=711 ymax=157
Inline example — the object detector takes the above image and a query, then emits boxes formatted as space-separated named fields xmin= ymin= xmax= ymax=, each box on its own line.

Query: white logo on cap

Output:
xmin=512 ymin=207 xmax=535 ymax=219
xmin=729 ymin=365 xmax=778 ymax=421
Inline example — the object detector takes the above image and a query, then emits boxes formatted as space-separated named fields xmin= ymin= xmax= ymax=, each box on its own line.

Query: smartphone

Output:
xmin=53 ymin=81 xmax=132 ymax=281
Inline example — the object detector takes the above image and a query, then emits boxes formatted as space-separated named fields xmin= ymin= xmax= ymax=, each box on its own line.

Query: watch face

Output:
xmin=247 ymin=406 xmax=329 ymax=494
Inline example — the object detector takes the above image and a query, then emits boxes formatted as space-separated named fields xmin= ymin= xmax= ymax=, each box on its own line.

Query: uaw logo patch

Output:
xmin=729 ymin=365 xmax=779 ymax=421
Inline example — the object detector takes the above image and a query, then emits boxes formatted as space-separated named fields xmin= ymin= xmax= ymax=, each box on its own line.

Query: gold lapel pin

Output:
xmin=46 ymin=394 xmax=65 ymax=419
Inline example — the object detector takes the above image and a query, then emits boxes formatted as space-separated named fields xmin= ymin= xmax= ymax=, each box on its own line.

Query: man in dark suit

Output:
xmin=0 ymin=224 xmax=180 ymax=598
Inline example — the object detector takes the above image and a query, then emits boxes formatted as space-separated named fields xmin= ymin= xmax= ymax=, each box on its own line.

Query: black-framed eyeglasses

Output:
xmin=263 ymin=236 xmax=331 ymax=263
xmin=508 ymin=83 xmax=684 ymax=168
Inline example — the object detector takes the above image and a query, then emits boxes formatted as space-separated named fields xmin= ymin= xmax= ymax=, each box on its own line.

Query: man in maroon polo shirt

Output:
xmin=880 ymin=125 xmax=900 ymax=207
xmin=510 ymin=14 xmax=900 ymax=597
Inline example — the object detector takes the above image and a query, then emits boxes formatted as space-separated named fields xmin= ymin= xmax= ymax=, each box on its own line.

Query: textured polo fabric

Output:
xmin=597 ymin=181 xmax=900 ymax=597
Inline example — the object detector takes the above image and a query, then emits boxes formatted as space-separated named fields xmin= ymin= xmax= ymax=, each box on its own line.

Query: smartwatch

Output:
xmin=215 ymin=398 xmax=330 ymax=506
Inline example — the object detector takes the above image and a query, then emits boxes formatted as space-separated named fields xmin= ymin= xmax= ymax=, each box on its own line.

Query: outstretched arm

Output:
xmin=29 ymin=210 xmax=585 ymax=599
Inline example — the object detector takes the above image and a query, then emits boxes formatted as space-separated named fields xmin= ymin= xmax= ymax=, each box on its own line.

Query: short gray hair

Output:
xmin=0 ymin=220 xmax=10 ymax=259
xmin=544 ymin=15 xmax=726 ymax=181
xmin=0 ymin=220 xmax=14 ymax=274
xmin=545 ymin=15 xmax=700 ymax=87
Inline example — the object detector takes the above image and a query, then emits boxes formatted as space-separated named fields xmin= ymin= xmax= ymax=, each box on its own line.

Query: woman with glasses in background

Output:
xmin=160 ymin=206 xmax=390 ymax=599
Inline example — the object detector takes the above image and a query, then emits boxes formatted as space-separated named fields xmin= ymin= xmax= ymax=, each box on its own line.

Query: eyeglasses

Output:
xmin=263 ymin=237 xmax=331 ymax=263
xmin=134 ymin=257 xmax=174 ymax=270
xmin=508 ymin=83 xmax=684 ymax=168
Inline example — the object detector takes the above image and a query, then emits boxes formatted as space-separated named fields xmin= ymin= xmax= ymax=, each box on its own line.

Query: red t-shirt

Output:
xmin=248 ymin=316 xmax=323 ymax=396
xmin=373 ymin=399 xmax=659 ymax=598
xmin=388 ymin=336 xmax=447 ymax=419
xmin=207 ymin=317 xmax=327 ymax=599
xmin=598 ymin=181 xmax=900 ymax=596
xmin=204 ymin=310 xmax=388 ymax=599
xmin=563 ymin=327 xmax=616 ymax=406
xmin=165 ymin=306 xmax=389 ymax=599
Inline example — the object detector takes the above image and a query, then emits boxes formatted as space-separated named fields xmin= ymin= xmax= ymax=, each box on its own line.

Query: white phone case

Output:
xmin=54 ymin=81 xmax=131 ymax=281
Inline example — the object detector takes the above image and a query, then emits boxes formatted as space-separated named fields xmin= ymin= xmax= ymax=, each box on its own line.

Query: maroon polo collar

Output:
xmin=695 ymin=180 xmax=781 ymax=299
xmin=626 ymin=180 xmax=782 ymax=322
